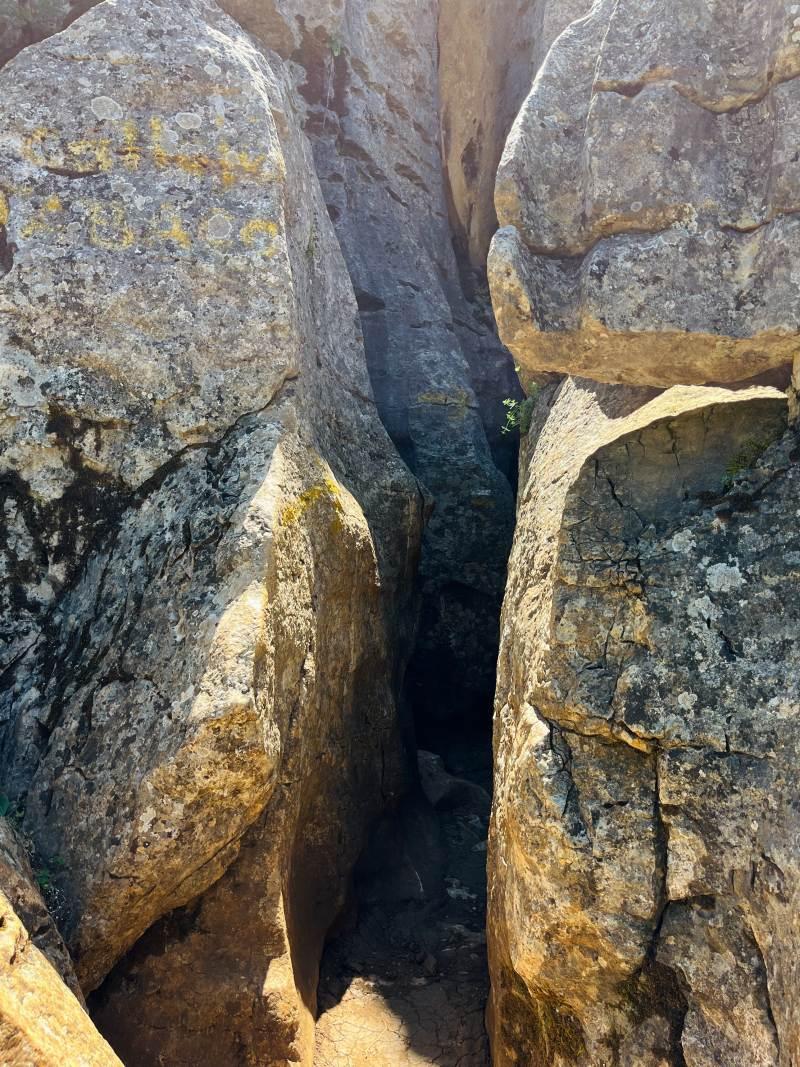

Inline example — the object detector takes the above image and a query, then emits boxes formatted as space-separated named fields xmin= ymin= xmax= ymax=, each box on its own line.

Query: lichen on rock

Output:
xmin=488 ymin=377 xmax=798 ymax=1064
xmin=0 ymin=0 xmax=421 ymax=1059
xmin=489 ymin=0 xmax=800 ymax=387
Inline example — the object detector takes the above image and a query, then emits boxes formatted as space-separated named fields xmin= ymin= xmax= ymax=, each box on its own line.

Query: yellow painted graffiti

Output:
xmin=239 ymin=217 xmax=279 ymax=256
xmin=20 ymin=119 xmax=278 ymax=189
xmin=158 ymin=209 xmax=191 ymax=249
xmin=120 ymin=120 xmax=141 ymax=171
xmin=14 ymin=195 xmax=281 ymax=255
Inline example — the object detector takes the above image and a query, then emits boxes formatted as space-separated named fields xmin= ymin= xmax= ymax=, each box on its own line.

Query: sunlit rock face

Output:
xmin=489 ymin=0 xmax=800 ymax=387
xmin=220 ymin=0 xmax=518 ymax=734
xmin=438 ymin=0 xmax=592 ymax=270
xmin=488 ymin=377 xmax=798 ymax=1065
xmin=0 ymin=0 xmax=421 ymax=1060
xmin=0 ymin=817 xmax=122 ymax=1066
xmin=488 ymin=7 xmax=800 ymax=1060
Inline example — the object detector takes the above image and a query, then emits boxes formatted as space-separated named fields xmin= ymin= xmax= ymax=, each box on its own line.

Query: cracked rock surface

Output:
xmin=489 ymin=0 xmax=800 ymax=386
xmin=0 ymin=0 xmax=421 ymax=1060
xmin=488 ymin=377 xmax=797 ymax=1065
xmin=220 ymin=0 xmax=518 ymax=733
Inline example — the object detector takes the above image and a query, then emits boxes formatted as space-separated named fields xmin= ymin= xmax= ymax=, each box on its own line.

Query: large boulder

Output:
xmin=221 ymin=0 xmax=518 ymax=734
xmin=0 ymin=1 xmax=421 ymax=1061
xmin=1 ymin=0 xmax=519 ymax=736
xmin=489 ymin=0 xmax=800 ymax=386
xmin=488 ymin=377 xmax=797 ymax=1064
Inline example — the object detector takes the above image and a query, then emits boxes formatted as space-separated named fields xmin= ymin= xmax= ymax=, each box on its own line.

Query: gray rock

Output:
xmin=489 ymin=0 xmax=800 ymax=386
xmin=221 ymin=0 xmax=518 ymax=731
xmin=0 ymin=6 xmax=421 ymax=1065
xmin=488 ymin=377 xmax=797 ymax=1065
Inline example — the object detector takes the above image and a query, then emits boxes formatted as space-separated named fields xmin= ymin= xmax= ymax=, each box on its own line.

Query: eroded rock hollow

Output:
xmin=0 ymin=1 xmax=798 ymax=1065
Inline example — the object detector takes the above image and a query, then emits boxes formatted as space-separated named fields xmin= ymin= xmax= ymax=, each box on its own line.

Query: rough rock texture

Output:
xmin=220 ymin=0 xmax=518 ymax=732
xmin=0 ymin=0 xmax=97 ymax=67
xmin=0 ymin=816 xmax=81 ymax=998
xmin=488 ymin=377 xmax=797 ymax=1065
xmin=0 ymin=1 xmax=421 ymax=1062
xmin=438 ymin=0 xmax=592 ymax=269
xmin=313 ymin=749 xmax=492 ymax=1066
xmin=0 ymin=818 xmax=121 ymax=1066
xmin=1 ymin=889 xmax=122 ymax=1066
xmin=438 ymin=0 xmax=537 ymax=270
xmin=1 ymin=0 xmax=520 ymax=742
xmin=489 ymin=0 xmax=800 ymax=386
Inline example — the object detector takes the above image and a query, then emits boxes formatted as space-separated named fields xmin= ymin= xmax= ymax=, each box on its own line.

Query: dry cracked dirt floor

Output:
xmin=314 ymin=736 xmax=492 ymax=1066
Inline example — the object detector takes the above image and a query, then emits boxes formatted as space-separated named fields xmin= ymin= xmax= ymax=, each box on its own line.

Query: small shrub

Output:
xmin=502 ymin=386 xmax=540 ymax=436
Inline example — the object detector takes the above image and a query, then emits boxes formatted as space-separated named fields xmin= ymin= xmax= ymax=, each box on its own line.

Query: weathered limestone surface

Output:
xmin=0 ymin=818 xmax=121 ymax=1066
xmin=0 ymin=0 xmax=96 ymax=66
xmin=2 ymin=0 xmax=519 ymax=740
xmin=221 ymin=0 xmax=518 ymax=730
xmin=490 ymin=0 xmax=800 ymax=386
xmin=488 ymin=377 xmax=797 ymax=1065
xmin=0 ymin=890 xmax=122 ymax=1067
xmin=0 ymin=816 xmax=80 ymax=998
xmin=438 ymin=0 xmax=592 ymax=270
xmin=0 ymin=2 xmax=421 ymax=1062
xmin=438 ymin=0 xmax=537 ymax=270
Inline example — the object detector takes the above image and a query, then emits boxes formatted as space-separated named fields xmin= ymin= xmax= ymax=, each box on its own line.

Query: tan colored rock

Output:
xmin=437 ymin=0 xmax=536 ymax=269
xmin=0 ymin=4 xmax=421 ymax=1063
xmin=490 ymin=0 xmax=800 ymax=386
xmin=0 ymin=817 xmax=81 ymax=1000
xmin=0 ymin=820 xmax=121 ymax=1067
xmin=438 ymin=0 xmax=592 ymax=269
xmin=488 ymin=377 xmax=797 ymax=1064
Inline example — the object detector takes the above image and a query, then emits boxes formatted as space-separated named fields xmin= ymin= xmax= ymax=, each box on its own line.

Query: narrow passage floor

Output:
xmin=314 ymin=732 xmax=492 ymax=1066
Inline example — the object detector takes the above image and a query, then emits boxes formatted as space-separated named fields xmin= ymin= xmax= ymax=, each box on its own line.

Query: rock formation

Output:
xmin=487 ymin=5 xmax=800 ymax=1063
xmin=1 ymin=0 xmax=799 ymax=1065
xmin=218 ymin=0 xmax=518 ymax=732
xmin=488 ymin=378 xmax=798 ymax=1064
xmin=438 ymin=0 xmax=591 ymax=270
xmin=1 ymin=817 xmax=121 ymax=1065
xmin=489 ymin=0 xmax=800 ymax=387
xmin=0 ymin=0 xmax=421 ymax=1059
